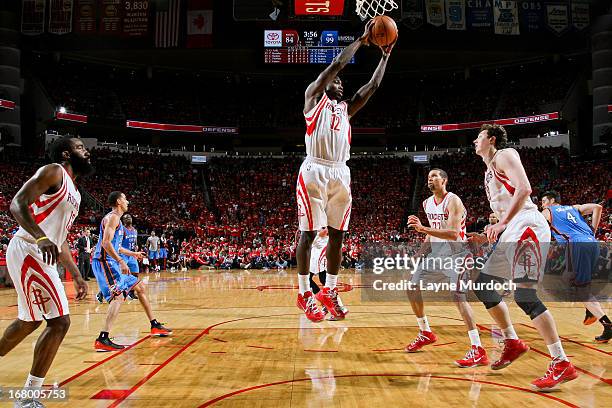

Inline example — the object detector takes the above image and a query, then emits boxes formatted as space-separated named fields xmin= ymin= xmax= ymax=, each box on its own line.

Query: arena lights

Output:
xmin=0 ymin=99 xmax=15 ymax=109
xmin=420 ymin=112 xmax=560 ymax=133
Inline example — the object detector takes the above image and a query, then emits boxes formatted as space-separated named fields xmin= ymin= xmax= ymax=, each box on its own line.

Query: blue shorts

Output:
xmin=121 ymin=255 xmax=140 ymax=273
xmin=148 ymin=250 xmax=159 ymax=260
xmin=568 ymin=241 xmax=600 ymax=286
xmin=159 ymin=248 xmax=168 ymax=258
xmin=92 ymin=258 xmax=139 ymax=302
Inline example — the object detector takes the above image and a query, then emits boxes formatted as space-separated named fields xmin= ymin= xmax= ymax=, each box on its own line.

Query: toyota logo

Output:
xmin=267 ymin=32 xmax=280 ymax=40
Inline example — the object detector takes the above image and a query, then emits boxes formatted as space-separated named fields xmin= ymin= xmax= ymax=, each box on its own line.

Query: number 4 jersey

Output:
xmin=15 ymin=164 xmax=81 ymax=248
xmin=549 ymin=205 xmax=595 ymax=242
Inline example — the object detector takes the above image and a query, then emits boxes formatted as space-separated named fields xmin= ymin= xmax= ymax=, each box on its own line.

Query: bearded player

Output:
xmin=0 ymin=137 xmax=90 ymax=407
xmin=470 ymin=124 xmax=577 ymax=391
xmin=296 ymin=21 xmax=394 ymax=322
xmin=406 ymin=169 xmax=488 ymax=368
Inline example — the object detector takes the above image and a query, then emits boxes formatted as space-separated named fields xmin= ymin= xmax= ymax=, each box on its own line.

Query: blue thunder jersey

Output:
xmin=549 ymin=205 xmax=595 ymax=243
xmin=122 ymin=226 xmax=138 ymax=252
xmin=93 ymin=213 xmax=125 ymax=260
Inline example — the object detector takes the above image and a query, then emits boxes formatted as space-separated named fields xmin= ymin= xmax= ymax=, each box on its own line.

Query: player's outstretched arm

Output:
xmin=304 ymin=23 xmax=372 ymax=114
xmin=10 ymin=164 xmax=63 ymax=264
xmin=348 ymin=45 xmax=392 ymax=118
xmin=574 ymin=203 xmax=603 ymax=232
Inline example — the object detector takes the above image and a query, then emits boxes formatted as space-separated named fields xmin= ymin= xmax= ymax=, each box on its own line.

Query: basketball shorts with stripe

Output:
xmin=296 ymin=159 xmax=351 ymax=232
xmin=7 ymin=237 xmax=70 ymax=322
xmin=481 ymin=209 xmax=551 ymax=283
xmin=92 ymin=257 xmax=139 ymax=302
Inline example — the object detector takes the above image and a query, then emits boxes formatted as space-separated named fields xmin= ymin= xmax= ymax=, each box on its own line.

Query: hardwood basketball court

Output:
xmin=0 ymin=269 xmax=609 ymax=407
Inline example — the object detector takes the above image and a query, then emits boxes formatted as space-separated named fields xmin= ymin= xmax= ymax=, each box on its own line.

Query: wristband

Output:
xmin=36 ymin=236 xmax=50 ymax=244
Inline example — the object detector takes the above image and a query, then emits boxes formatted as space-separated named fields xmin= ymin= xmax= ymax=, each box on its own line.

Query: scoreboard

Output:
xmin=264 ymin=29 xmax=357 ymax=64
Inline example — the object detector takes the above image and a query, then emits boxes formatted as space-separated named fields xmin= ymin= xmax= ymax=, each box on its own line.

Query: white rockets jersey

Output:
xmin=484 ymin=148 xmax=537 ymax=220
xmin=304 ymin=93 xmax=351 ymax=163
xmin=422 ymin=192 xmax=467 ymax=243
xmin=15 ymin=165 xmax=81 ymax=249
xmin=309 ymin=234 xmax=329 ymax=274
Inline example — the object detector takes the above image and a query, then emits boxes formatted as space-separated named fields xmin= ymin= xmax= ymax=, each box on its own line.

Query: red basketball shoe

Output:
xmin=531 ymin=358 xmax=578 ymax=392
xmin=455 ymin=345 xmax=490 ymax=368
xmin=301 ymin=291 xmax=325 ymax=322
xmin=405 ymin=331 xmax=437 ymax=352
xmin=315 ymin=287 xmax=346 ymax=320
xmin=491 ymin=338 xmax=529 ymax=370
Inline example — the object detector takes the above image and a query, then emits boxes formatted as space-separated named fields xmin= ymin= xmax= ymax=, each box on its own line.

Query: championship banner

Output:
xmin=519 ymin=0 xmax=544 ymax=33
xmin=74 ymin=0 xmax=96 ymax=33
xmin=401 ymin=0 xmax=425 ymax=30
xmin=420 ymin=112 xmax=559 ymax=132
xmin=186 ymin=0 xmax=213 ymax=48
xmin=99 ymin=0 xmax=122 ymax=34
xmin=122 ymin=0 xmax=150 ymax=37
xmin=21 ymin=0 xmax=45 ymax=35
xmin=56 ymin=111 xmax=88 ymax=123
xmin=494 ymin=0 xmax=519 ymax=35
xmin=546 ymin=3 xmax=569 ymax=35
xmin=0 ymin=99 xmax=16 ymax=110
xmin=446 ymin=0 xmax=466 ymax=30
xmin=466 ymin=0 xmax=493 ymax=31
xmin=49 ymin=0 xmax=73 ymax=34
xmin=294 ymin=0 xmax=345 ymax=16
xmin=571 ymin=1 xmax=589 ymax=31
xmin=425 ymin=0 xmax=445 ymax=26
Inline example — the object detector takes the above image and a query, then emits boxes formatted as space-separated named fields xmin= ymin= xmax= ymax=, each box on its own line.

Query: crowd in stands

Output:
xmin=34 ymin=54 xmax=582 ymax=131
xmin=1 ymin=145 xmax=610 ymax=275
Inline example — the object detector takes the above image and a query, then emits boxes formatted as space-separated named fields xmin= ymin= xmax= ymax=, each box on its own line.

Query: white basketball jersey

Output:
xmin=422 ymin=192 xmax=467 ymax=243
xmin=15 ymin=165 xmax=81 ymax=248
xmin=304 ymin=93 xmax=351 ymax=163
xmin=484 ymin=149 xmax=537 ymax=220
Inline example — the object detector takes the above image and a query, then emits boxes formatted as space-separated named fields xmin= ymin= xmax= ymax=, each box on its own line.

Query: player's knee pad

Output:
xmin=473 ymin=273 xmax=503 ymax=309
xmin=514 ymin=288 xmax=547 ymax=320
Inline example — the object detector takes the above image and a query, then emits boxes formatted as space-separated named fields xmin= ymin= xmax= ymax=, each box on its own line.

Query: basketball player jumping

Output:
xmin=92 ymin=192 xmax=171 ymax=352
xmin=296 ymin=21 xmax=393 ymax=321
xmin=540 ymin=191 xmax=611 ymax=343
xmin=0 ymin=137 xmax=90 ymax=408
xmin=470 ymin=124 xmax=577 ymax=391
xmin=406 ymin=169 xmax=489 ymax=368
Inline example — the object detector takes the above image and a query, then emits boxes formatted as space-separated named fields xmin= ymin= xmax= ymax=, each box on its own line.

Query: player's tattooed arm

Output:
xmin=304 ymin=22 xmax=373 ymax=113
xmin=10 ymin=164 xmax=64 ymax=264
xmin=574 ymin=203 xmax=603 ymax=232
xmin=347 ymin=48 xmax=391 ymax=118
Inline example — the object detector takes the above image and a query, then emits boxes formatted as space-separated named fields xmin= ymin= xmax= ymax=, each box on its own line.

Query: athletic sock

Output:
xmin=417 ymin=316 xmax=431 ymax=332
xmin=325 ymin=274 xmax=338 ymax=290
xmin=150 ymin=319 xmax=159 ymax=327
xmin=468 ymin=329 xmax=482 ymax=347
xmin=298 ymin=275 xmax=310 ymax=295
xmin=24 ymin=374 xmax=44 ymax=389
xmin=99 ymin=331 xmax=109 ymax=340
xmin=501 ymin=325 xmax=518 ymax=340
xmin=547 ymin=341 xmax=568 ymax=361
xmin=600 ymin=315 xmax=611 ymax=326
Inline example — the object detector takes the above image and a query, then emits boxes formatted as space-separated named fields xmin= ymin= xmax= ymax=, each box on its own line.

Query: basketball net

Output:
xmin=355 ymin=0 xmax=398 ymax=20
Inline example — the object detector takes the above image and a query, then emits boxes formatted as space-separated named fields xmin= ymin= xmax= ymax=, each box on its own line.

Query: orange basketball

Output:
xmin=369 ymin=15 xmax=398 ymax=48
